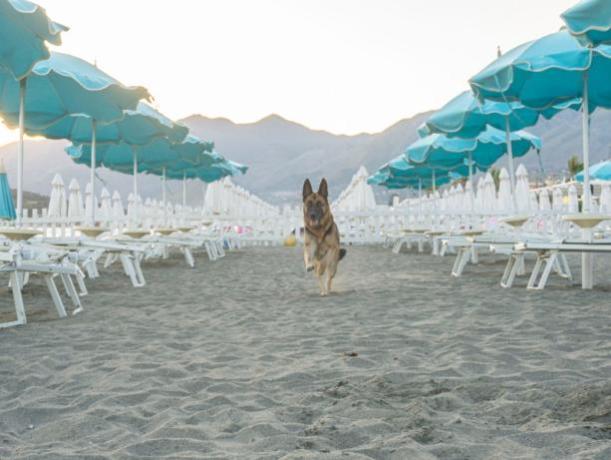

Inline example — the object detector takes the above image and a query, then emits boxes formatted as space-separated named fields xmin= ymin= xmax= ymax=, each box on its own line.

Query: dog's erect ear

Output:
xmin=303 ymin=179 xmax=313 ymax=201
xmin=318 ymin=178 xmax=328 ymax=200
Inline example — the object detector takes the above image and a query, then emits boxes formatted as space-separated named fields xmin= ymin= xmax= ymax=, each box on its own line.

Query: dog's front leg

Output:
xmin=317 ymin=274 xmax=326 ymax=296
xmin=304 ymin=239 xmax=317 ymax=272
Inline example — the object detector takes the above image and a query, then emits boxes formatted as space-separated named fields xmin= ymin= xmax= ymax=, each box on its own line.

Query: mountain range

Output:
xmin=1 ymin=108 xmax=611 ymax=207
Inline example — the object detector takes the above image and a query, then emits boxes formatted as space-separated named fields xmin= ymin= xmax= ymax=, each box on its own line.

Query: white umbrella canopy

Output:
xmin=99 ymin=187 xmax=112 ymax=221
xmin=497 ymin=168 xmax=513 ymax=214
xmin=47 ymin=173 xmax=65 ymax=218
xmin=67 ymin=178 xmax=84 ymax=218
xmin=515 ymin=164 xmax=531 ymax=213
xmin=552 ymin=187 xmax=565 ymax=213
xmin=475 ymin=177 xmax=486 ymax=212
xmin=84 ymin=182 xmax=98 ymax=223
xmin=112 ymin=190 xmax=124 ymax=219
xmin=334 ymin=166 xmax=376 ymax=212
xmin=127 ymin=192 xmax=136 ymax=217
xmin=462 ymin=184 xmax=471 ymax=214
xmin=204 ymin=181 xmax=217 ymax=214
xmin=483 ymin=172 xmax=496 ymax=213
xmin=538 ymin=188 xmax=552 ymax=212
xmin=568 ymin=184 xmax=579 ymax=213
xmin=438 ymin=189 xmax=447 ymax=214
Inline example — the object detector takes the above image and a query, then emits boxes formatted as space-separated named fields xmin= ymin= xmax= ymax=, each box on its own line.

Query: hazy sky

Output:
xmin=0 ymin=0 xmax=576 ymax=146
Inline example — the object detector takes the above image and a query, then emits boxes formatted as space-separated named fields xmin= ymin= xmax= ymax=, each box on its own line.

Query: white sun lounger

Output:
xmin=41 ymin=237 xmax=148 ymax=288
xmin=0 ymin=243 xmax=84 ymax=329
xmin=512 ymin=239 xmax=611 ymax=290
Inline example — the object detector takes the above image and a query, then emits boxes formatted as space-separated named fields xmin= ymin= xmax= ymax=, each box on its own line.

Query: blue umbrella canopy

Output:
xmin=0 ymin=160 xmax=16 ymax=220
xmin=576 ymin=160 xmax=611 ymax=182
xmin=368 ymin=172 xmax=454 ymax=191
xmin=142 ymin=158 xmax=246 ymax=183
xmin=383 ymin=155 xmax=470 ymax=179
xmin=369 ymin=156 xmax=466 ymax=191
xmin=67 ymin=136 xmax=215 ymax=171
xmin=420 ymin=90 xmax=579 ymax=139
xmin=29 ymin=101 xmax=188 ymax=145
xmin=367 ymin=170 xmax=390 ymax=186
xmin=0 ymin=0 xmax=68 ymax=80
xmin=66 ymin=136 xmax=229 ymax=181
xmin=469 ymin=30 xmax=611 ymax=211
xmin=562 ymin=0 xmax=611 ymax=47
xmin=469 ymin=30 xmax=611 ymax=111
xmin=224 ymin=160 xmax=248 ymax=175
xmin=0 ymin=51 xmax=151 ymax=128
xmin=406 ymin=126 xmax=541 ymax=170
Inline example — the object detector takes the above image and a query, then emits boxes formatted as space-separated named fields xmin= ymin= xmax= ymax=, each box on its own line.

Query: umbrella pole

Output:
xmin=203 ymin=183 xmax=206 ymax=213
xmin=581 ymin=72 xmax=593 ymax=289
xmin=16 ymin=78 xmax=26 ymax=226
xmin=90 ymin=119 xmax=97 ymax=226
xmin=582 ymin=73 xmax=591 ymax=212
xmin=418 ymin=178 xmax=422 ymax=222
xmin=505 ymin=116 xmax=517 ymax=213
xmin=132 ymin=149 xmax=138 ymax=198
xmin=162 ymin=166 xmax=167 ymax=226
xmin=182 ymin=173 xmax=187 ymax=207
xmin=432 ymin=169 xmax=436 ymax=193
xmin=468 ymin=151 xmax=475 ymax=213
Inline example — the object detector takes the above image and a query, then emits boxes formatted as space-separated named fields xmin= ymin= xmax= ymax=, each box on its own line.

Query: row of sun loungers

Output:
xmin=0 ymin=216 xmax=236 ymax=329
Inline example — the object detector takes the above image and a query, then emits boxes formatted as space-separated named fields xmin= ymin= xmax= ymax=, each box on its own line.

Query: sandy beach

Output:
xmin=1 ymin=246 xmax=610 ymax=459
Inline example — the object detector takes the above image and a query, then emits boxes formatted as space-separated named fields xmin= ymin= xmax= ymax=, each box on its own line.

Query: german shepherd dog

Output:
xmin=302 ymin=178 xmax=346 ymax=296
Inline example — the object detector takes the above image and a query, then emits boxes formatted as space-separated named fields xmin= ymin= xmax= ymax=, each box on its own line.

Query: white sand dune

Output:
xmin=0 ymin=246 xmax=610 ymax=459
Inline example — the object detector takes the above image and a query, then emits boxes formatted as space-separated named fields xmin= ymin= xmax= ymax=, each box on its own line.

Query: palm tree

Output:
xmin=568 ymin=155 xmax=584 ymax=179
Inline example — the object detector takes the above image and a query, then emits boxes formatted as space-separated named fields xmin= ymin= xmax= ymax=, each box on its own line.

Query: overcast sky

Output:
xmin=0 ymin=0 xmax=576 ymax=146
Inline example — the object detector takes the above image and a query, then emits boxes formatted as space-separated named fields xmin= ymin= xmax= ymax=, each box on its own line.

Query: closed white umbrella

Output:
xmin=600 ymin=182 xmax=611 ymax=213
xmin=99 ymin=188 xmax=112 ymax=221
xmin=515 ymin=164 xmax=531 ymax=213
xmin=568 ymin=184 xmax=579 ymax=213
xmin=112 ymin=190 xmax=124 ymax=220
xmin=552 ymin=187 xmax=565 ymax=213
xmin=538 ymin=188 xmax=551 ymax=212
xmin=497 ymin=168 xmax=512 ymax=214
xmin=84 ymin=182 xmax=97 ymax=223
xmin=47 ymin=173 xmax=62 ymax=218
xmin=483 ymin=172 xmax=496 ymax=213
xmin=67 ymin=178 xmax=84 ymax=218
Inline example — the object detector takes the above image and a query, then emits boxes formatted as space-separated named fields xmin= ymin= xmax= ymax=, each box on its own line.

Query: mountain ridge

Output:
xmin=1 ymin=108 xmax=611 ymax=206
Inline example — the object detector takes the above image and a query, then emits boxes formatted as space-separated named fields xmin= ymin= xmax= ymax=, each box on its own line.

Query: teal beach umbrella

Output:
xmin=0 ymin=0 xmax=67 ymax=224
xmin=406 ymin=127 xmax=541 ymax=170
xmin=141 ymin=157 xmax=246 ymax=210
xmin=420 ymin=90 xmax=574 ymax=200
xmin=562 ymin=0 xmax=611 ymax=47
xmin=0 ymin=0 xmax=68 ymax=80
xmin=66 ymin=134 xmax=216 ymax=200
xmin=36 ymin=102 xmax=188 ymax=201
xmin=0 ymin=160 xmax=16 ymax=220
xmin=0 ymin=52 xmax=149 ymax=129
xmin=67 ymin=137 xmax=238 ymax=211
xmin=0 ymin=51 xmax=150 ymax=225
xmin=407 ymin=126 xmax=540 ymax=208
xmin=576 ymin=160 xmax=611 ymax=182
xmin=369 ymin=156 xmax=465 ymax=192
xmin=420 ymin=90 xmax=577 ymax=139
xmin=30 ymin=101 xmax=188 ymax=145
xmin=469 ymin=30 xmax=611 ymax=211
